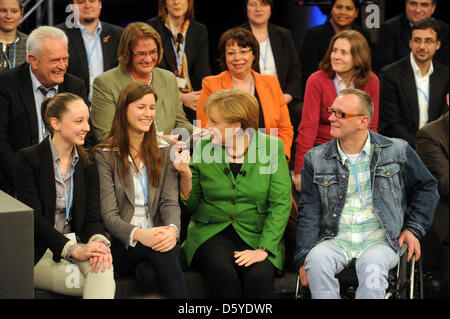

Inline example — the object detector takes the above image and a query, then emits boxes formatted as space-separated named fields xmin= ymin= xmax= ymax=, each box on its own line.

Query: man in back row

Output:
xmin=57 ymin=0 xmax=123 ymax=102
xmin=295 ymin=88 xmax=439 ymax=299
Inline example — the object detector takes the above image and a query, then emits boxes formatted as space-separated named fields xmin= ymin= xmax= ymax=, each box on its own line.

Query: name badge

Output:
xmin=355 ymin=209 xmax=374 ymax=225
xmin=64 ymin=232 xmax=77 ymax=244
xmin=176 ymin=77 xmax=187 ymax=89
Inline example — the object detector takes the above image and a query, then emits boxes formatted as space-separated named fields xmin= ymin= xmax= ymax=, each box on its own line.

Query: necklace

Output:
xmin=130 ymin=71 xmax=152 ymax=86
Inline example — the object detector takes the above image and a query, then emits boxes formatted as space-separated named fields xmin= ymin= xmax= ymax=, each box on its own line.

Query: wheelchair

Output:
xmin=295 ymin=245 xmax=424 ymax=299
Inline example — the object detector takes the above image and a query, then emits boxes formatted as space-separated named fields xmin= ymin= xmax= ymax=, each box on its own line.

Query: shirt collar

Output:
xmin=77 ymin=20 xmax=103 ymax=37
xmin=334 ymin=72 xmax=355 ymax=89
xmin=49 ymin=136 xmax=80 ymax=167
xmin=337 ymin=132 xmax=371 ymax=165
xmin=29 ymin=65 xmax=59 ymax=93
xmin=410 ymin=52 xmax=434 ymax=78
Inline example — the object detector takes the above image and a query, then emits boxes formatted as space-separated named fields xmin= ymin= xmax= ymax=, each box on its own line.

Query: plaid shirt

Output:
xmin=333 ymin=134 xmax=387 ymax=262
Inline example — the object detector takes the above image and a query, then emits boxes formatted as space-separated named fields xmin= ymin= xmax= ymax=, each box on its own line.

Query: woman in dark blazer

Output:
xmin=147 ymin=0 xmax=211 ymax=122
xmin=94 ymin=81 xmax=187 ymax=298
xmin=14 ymin=93 xmax=115 ymax=298
xmin=241 ymin=0 xmax=302 ymax=162
xmin=300 ymin=0 xmax=372 ymax=97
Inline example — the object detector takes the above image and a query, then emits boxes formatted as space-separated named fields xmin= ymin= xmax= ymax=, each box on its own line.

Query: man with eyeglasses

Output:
xmin=379 ymin=17 xmax=448 ymax=148
xmin=373 ymin=0 xmax=448 ymax=72
xmin=295 ymin=88 xmax=439 ymax=299
xmin=56 ymin=0 xmax=123 ymax=102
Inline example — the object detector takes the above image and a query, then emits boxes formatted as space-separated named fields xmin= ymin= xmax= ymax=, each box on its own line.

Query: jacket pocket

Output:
xmin=256 ymin=202 xmax=269 ymax=231
xmin=374 ymin=163 xmax=402 ymax=194
xmin=190 ymin=212 xmax=210 ymax=224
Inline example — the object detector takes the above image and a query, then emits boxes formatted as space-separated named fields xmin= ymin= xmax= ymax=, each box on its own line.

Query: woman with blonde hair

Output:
xmin=175 ymin=89 xmax=291 ymax=298
xmin=94 ymin=81 xmax=187 ymax=298
xmin=293 ymin=29 xmax=379 ymax=191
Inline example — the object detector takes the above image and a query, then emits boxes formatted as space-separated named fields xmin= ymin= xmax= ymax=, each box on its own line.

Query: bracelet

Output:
xmin=257 ymin=246 xmax=269 ymax=254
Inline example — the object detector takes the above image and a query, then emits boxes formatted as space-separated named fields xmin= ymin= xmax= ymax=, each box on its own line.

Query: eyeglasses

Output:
xmin=327 ymin=107 xmax=365 ymax=119
xmin=411 ymin=38 xmax=438 ymax=45
xmin=225 ymin=48 xmax=252 ymax=57
xmin=132 ymin=50 xmax=158 ymax=58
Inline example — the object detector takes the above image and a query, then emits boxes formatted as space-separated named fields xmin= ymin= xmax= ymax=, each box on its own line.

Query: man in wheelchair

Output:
xmin=294 ymin=88 xmax=439 ymax=299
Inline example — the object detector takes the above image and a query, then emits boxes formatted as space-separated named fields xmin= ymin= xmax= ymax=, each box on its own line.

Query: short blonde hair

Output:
xmin=118 ymin=22 xmax=163 ymax=70
xmin=204 ymin=89 xmax=259 ymax=130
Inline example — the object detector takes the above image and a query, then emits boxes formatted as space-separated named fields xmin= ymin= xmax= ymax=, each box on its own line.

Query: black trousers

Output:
xmin=111 ymin=241 xmax=187 ymax=298
xmin=192 ymin=225 xmax=275 ymax=299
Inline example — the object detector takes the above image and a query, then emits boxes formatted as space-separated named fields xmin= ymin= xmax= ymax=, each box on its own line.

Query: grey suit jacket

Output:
xmin=94 ymin=145 xmax=181 ymax=247
xmin=90 ymin=65 xmax=193 ymax=142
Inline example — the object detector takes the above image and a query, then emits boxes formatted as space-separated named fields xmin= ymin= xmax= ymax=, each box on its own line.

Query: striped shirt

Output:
xmin=333 ymin=134 xmax=387 ymax=262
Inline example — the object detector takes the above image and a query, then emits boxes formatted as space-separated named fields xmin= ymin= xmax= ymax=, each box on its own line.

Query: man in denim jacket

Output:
xmin=295 ymin=88 xmax=439 ymax=299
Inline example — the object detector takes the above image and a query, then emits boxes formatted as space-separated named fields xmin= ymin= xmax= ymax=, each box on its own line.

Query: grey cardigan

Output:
xmin=94 ymin=145 xmax=181 ymax=247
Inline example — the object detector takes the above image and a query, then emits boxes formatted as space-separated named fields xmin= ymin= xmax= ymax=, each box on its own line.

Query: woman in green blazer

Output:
xmin=174 ymin=89 xmax=291 ymax=298
xmin=90 ymin=22 xmax=192 ymax=143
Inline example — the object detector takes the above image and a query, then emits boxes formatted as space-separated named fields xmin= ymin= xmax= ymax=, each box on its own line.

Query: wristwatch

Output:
xmin=257 ymin=246 xmax=269 ymax=254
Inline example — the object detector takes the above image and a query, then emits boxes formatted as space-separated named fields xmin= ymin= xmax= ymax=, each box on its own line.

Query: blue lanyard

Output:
xmin=343 ymin=152 xmax=367 ymax=209
xmin=1 ymin=40 xmax=16 ymax=69
xmin=86 ymin=32 xmax=101 ymax=69
xmin=333 ymin=78 xmax=340 ymax=96
xmin=136 ymin=167 xmax=148 ymax=209
xmin=232 ymin=73 xmax=254 ymax=94
xmin=416 ymin=86 xmax=430 ymax=104
xmin=260 ymin=38 xmax=269 ymax=71
xmin=170 ymin=35 xmax=186 ymax=75
xmin=55 ymin=163 xmax=74 ymax=224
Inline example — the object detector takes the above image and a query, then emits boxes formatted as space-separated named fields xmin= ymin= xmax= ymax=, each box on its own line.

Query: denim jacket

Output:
xmin=295 ymin=131 xmax=439 ymax=266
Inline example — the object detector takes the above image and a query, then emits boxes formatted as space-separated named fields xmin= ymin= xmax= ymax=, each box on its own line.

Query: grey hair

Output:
xmin=26 ymin=26 xmax=68 ymax=62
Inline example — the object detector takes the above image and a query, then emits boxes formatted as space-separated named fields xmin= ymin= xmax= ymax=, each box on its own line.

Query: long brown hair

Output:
xmin=95 ymin=81 xmax=163 ymax=187
xmin=319 ymin=30 xmax=373 ymax=89
xmin=41 ymin=92 xmax=90 ymax=167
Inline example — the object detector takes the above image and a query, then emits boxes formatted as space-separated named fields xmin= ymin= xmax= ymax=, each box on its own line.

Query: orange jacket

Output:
xmin=196 ymin=70 xmax=293 ymax=159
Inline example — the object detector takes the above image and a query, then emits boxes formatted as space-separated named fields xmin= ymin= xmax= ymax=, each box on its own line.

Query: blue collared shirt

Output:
xmin=29 ymin=66 xmax=58 ymax=142
xmin=78 ymin=20 xmax=104 ymax=101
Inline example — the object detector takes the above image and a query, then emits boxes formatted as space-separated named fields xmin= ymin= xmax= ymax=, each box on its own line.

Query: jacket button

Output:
xmin=324 ymin=180 xmax=328 ymax=185
xmin=231 ymin=184 xmax=236 ymax=190
xmin=229 ymin=216 xmax=234 ymax=221
xmin=332 ymin=214 xmax=337 ymax=218
xmin=342 ymin=175 xmax=346 ymax=179
xmin=231 ymin=199 xmax=236 ymax=205
xmin=386 ymin=171 xmax=391 ymax=176
xmin=331 ymin=232 xmax=335 ymax=236
xmin=338 ymin=195 xmax=343 ymax=199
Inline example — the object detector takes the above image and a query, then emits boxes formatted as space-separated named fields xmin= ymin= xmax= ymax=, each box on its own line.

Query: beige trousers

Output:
xmin=34 ymin=248 xmax=116 ymax=299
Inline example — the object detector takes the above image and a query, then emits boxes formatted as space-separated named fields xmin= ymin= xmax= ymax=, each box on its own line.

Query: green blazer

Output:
xmin=90 ymin=65 xmax=193 ymax=142
xmin=181 ymin=131 xmax=291 ymax=269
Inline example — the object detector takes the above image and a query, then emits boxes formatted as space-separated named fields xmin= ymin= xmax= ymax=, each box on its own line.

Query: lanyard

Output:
xmin=86 ymin=32 xmax=101 ymax=69
xmin=343 ymin=152 xmax=368 ymax=209
xmin=136 ymin=166 xmax=148 ymax=209
xmin=55 ymin=164 xmax=74 ymax=224
xmin=333 ymin=78 xmax=340 ymax=96
xmin=232 ymin=73 xmax=254 ymax=94
xmin=170 ymin=35 xmax=186 ymax=75
xmin=260 ymin=38 xmax=269 ymax=71
xmin=416 ymin=86 xmax=430 ymax=104
xmin=1 ymin=40 xmax=16 ymax=69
